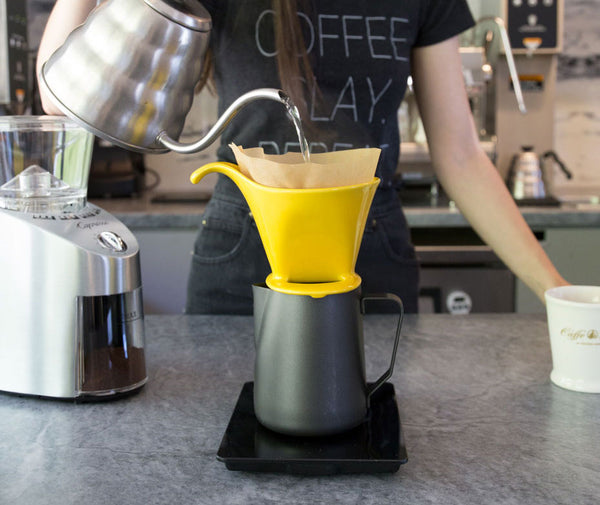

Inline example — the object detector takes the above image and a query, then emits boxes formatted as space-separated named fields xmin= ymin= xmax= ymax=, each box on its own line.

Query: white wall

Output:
xmin=553 ymin=0 xmax=600 ymax=194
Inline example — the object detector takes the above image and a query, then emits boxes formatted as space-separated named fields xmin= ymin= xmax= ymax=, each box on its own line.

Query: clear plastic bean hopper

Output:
xmin=0 ymin=116 xmax=146 ymax=399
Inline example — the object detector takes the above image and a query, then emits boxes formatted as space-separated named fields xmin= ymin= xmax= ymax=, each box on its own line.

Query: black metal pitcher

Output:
xmin=252 ymin=284 xmax=403 ymax=436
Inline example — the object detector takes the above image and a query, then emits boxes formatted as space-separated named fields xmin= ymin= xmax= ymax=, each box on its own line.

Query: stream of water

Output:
xmin=283 ymin=98 xmax=311 ymax=163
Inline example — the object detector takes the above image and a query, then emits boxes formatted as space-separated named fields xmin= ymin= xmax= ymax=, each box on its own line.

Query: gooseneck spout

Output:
xmin=157 ymin=88 xmax=291 ymax=154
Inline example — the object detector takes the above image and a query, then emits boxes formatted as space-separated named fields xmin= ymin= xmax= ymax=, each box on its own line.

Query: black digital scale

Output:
xmin=217 ymin=382 xmax=407 ymax=475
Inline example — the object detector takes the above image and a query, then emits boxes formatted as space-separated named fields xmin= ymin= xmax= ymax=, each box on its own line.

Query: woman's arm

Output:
xmin=410 ymin=36 xmax=568 ymax=302
xmin=36 ymin=0 xmax=98 ymax=114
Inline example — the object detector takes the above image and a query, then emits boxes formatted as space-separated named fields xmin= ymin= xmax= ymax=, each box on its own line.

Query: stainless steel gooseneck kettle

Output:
xmin=39 ymin=0 xmax=292 ymax=154
xmin=507 ymin=146 xmax=573 ymax=200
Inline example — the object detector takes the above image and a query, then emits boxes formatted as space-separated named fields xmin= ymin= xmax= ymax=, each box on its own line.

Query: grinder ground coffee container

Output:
xmin=0 ymin=116 xmax=147 ymax=399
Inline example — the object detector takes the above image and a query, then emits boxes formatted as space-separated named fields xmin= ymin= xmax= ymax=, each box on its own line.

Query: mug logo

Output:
xmin=560 ymin=327 xmax=600 ymax=345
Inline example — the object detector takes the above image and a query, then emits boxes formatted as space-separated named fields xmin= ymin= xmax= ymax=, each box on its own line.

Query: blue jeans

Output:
xmin=186 ymin=176 xmax=419 ymax=314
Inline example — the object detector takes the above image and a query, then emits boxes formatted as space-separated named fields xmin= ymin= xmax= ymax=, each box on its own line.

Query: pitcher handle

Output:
xmin=361 ymin=293 xmax=404 ymax=400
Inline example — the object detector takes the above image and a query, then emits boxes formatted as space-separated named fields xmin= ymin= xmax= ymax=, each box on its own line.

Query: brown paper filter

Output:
xmin=229 ymin=144 xmax=380 ymax=189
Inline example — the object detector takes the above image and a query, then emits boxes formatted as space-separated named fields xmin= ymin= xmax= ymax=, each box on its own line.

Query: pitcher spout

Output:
xmin=190 ymin=161 xmax=250 ymax=188
xmin=190 ymin=161 xmax=272 ymax=226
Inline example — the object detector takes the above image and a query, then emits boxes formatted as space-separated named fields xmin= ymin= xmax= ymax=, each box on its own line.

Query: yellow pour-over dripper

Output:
xmin=190 ymin=162 xmax=379 ymax=297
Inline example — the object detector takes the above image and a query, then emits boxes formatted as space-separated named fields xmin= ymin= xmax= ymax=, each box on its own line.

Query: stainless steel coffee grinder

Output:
xmin=0 ymin=116 xmax=146 ymax=399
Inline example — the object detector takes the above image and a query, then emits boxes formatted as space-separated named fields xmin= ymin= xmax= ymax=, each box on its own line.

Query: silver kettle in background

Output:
xmin=507 ymin=146 xmax=572 ymax=200
xmin=38 ymin=0 xmax=291 ymax=154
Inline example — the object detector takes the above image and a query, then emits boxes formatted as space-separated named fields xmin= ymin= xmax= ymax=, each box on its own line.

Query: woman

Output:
xmin=37 ymin=0 xmax=568 ymax=314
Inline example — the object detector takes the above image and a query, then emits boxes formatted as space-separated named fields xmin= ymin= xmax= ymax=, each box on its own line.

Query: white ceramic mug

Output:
xmin=545 ymin=286 xmax=600 ymax=393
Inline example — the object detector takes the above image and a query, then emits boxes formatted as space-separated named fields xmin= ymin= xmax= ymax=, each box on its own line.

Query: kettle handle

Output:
xmin=542 ymin=151 xmax=573 ymax=180
xmin=360 ymin=293 xmax=404 ymax=400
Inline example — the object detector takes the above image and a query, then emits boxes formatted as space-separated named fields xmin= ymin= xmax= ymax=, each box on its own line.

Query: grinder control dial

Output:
xmin=97 ymin=231 xmax=127 ymax=252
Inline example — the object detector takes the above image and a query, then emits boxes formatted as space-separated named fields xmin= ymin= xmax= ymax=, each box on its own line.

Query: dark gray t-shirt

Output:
xmin=202 ymin=0 xmax=474 ymax=189
xmin=186 ymin=1 xmax=475 ymax=314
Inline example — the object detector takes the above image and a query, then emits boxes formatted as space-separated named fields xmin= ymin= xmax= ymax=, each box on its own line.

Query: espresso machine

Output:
xmin=495 ymin=0 xmax=569 ymax=197
xmin=0 ymin=116 xmax=147 ymax=399
xmin=400 ymin=0 xmax=566 ymax=201
xmin=478 ymin=0 xmax=566 ymax=196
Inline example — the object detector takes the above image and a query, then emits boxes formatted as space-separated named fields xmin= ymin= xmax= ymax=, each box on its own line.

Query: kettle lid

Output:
xmin=517 ymin=145 xmax=540 ymax=163
xmin=144 ymin=0 xmax=212 ymax=31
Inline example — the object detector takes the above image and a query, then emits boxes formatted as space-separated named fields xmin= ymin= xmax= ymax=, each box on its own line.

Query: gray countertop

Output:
xmin=1 ymin=314 xmax=599 ymax=505
xmin=90 ymin=191 xmax=600 ymax=230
